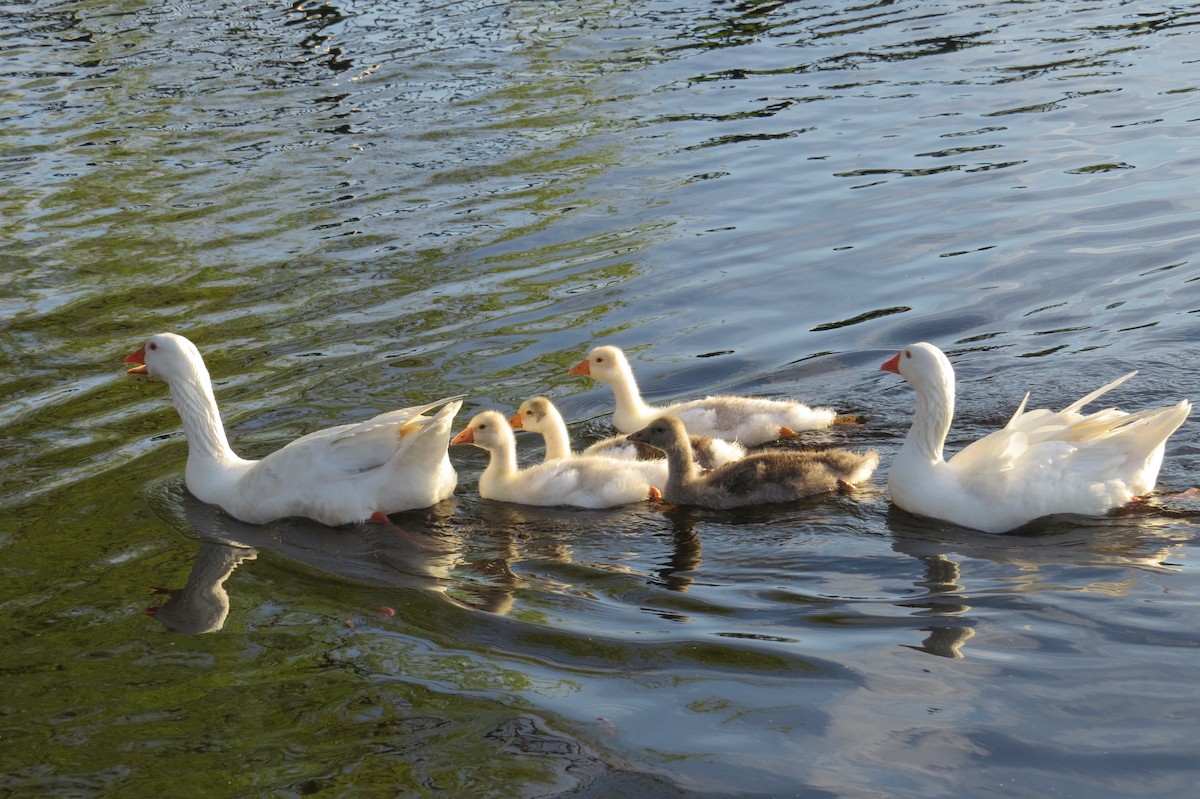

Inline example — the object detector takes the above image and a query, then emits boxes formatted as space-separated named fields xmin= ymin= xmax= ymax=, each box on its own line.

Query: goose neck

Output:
xmin=664 ymin=439 xmax=700 ymax=493
xmin=541 ymin=412 xmax=573 ymax=460
xmin=609 ymin=364 xmax=650 ymax=410
xmin=905 ymin=376 xmax=953 ymax=463
xmin=485 ymin=439 xmax=520 ymax=480
xmin=168 ymin=369 xmax=240 ymax=467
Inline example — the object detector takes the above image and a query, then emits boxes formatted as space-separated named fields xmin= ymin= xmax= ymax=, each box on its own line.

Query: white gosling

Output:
xmin=570 ymin=345 xmax=837 ymax=445
xmin=881 ymin=342 xmax=1191 ymax=533
xmin=628 ymin=415 xmax=878 ymax=510
xmin=125 ymin=333 xmax=460 ymax=526
xmin=451 ymin=410 xmax=660 ymax=508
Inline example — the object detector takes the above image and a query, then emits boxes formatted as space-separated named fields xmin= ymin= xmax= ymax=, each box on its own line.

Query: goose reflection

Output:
xmin=654 ymin=506 xmax=704 ymax=593
xmin=145 ymin=483 xmax=517 ymax=630
xmin=899 ymin=552 xmax=974 ymax=660
xmin=886 ymin=504 xmax=1189 ymax=659
xmin=145 ymin=540 xmax=257 ymax=634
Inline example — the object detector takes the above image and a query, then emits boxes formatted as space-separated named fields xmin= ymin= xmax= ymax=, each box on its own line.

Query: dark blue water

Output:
xmin=2 ymin=1 xmax=1199 ymax=796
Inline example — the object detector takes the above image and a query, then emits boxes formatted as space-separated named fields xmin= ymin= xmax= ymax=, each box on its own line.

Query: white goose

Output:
xmin=882 ymin=342 xmax=1191 ymax=533
xmin=570 ymin=345 xmax=837 ymax=445
xmin=451 ymin=411 xmax=660 ymax=508
xmin=509 ymin=396 xmax=745 ymax=469
xmin=125 ymin=333 xmax=461 ymax=526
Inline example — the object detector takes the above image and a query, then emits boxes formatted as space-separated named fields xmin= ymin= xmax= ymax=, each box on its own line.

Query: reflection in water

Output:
xmin=147 ymin=482 xmax=521 ymax=629
xmin=654 ymin=507 xmax=704 ymax=593
xmin=902 ymin=553 xmax=974 ymax=660
xmin=145 ymin=540 xmax=257 ymax=634
xmin=886 ymin=505 xmax=1188 ymax=659
xmin=4 ymin=0 xmax=1200 ymax=794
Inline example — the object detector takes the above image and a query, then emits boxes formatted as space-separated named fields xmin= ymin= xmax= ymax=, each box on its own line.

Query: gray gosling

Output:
xmin=628 ymin=415 xmax=879 ymax=510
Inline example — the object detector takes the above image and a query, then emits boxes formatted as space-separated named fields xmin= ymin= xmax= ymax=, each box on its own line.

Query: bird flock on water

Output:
xmin=124 ymin=333 xmax=1190 ymax=535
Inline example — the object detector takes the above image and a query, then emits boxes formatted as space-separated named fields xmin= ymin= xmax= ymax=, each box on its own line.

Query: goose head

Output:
xmin=880 ymin=342 xmax=955 ymax=393
xmin=569 ymin=345 xmax=627 ymax=384
xmin=509 ymin=397 xmax=555 ymax=432
xmin=627 ymin=415 xmax=688 ymax=453
xmin=125 ymin=333 xmax=206 ymax=381
xmin=451 ymin=411 xmax=513 ymax=452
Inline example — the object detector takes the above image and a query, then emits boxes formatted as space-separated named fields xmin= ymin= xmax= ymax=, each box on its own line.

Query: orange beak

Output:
xmin=880 ymin=353 xmax=901 ymax=374
xmin=125 ymin=346 xmax=148 ymax=375
xmin=568 ymin=358 xmax=590 ymax=376
xmin=508 ymin=412 xmax=523 ymax=429
xmin=450 ymin=427 xmax=475 ymax=445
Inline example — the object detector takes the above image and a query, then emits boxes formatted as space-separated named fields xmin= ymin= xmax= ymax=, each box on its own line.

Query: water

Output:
xmin=3 ymin=0 xmax=1199 ymax=796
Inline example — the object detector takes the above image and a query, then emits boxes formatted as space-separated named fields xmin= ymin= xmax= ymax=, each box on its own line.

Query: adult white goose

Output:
xmin=451 ymin=410 xmax=661 ymax=508
xmin=509 ymin=396 xmax=745 ymax=469
xmin=881 ymin=342 xmax=1191 ymax=533
xmin=569 ymin=345 xmax=838 ymax=446
xmin=124 ymin=333 xmax=461 ymax=526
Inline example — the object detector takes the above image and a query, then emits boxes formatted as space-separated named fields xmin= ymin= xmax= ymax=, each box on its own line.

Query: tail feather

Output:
xmin=403 ymin=398 xmax=463 ymax=438
xmin=1004 ymin=392 xmax=1031 ymax=429
xmin=1070 ymin=399 xmax=1190 ymax=445
xmin=336 ymin=395 xmax=465 ymax=443
xmin=1061 ymin=371 xmax=1137 ymax=415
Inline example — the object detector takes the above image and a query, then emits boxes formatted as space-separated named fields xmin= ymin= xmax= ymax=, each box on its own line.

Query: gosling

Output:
xmin=628 ymin=415 xmax=878 ymax=510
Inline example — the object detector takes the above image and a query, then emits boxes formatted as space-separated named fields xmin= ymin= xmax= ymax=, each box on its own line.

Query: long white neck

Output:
xmin=166 ymin=364 xmax=243 ymax=469
xmin=538 ymin=407 xmax=574 ymax=461
xmin=483 ymin=438 xmax=520 ymax=483
xmin=608 ymin=364 xmax=655 ymax=432
xmin=903 ymin=371 xmax=954 ymax=464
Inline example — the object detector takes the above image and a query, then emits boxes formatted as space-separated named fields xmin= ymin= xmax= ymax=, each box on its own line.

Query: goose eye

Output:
xmin=904 ymin=350 xmax=911 ymax=359
xmin=148 ymin=342 xmax=158 ymax=351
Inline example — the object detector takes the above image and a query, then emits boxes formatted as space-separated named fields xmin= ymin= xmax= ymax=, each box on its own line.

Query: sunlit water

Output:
xmin=3 ymin=1 xmax=1200 ymax=796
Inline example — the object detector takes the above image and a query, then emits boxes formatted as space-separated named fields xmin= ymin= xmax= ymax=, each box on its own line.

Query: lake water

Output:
xmin=3 ymin=0 xmax=1200 ymax=796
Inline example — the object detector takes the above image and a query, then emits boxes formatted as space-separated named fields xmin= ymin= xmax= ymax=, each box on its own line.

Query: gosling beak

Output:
xmin=125 ymin=346 xmax=148 ymax=375
xmin=568 ymin=358 xmax=590 ymax=376
xmin=450 ymin=427 xmax=475 ymax=445
xmin=508 ymin=413 xmax=524 ymax=429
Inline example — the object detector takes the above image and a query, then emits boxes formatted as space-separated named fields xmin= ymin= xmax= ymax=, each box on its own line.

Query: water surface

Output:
xmin=3 ymin=1 xmax=1200 ymax=796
